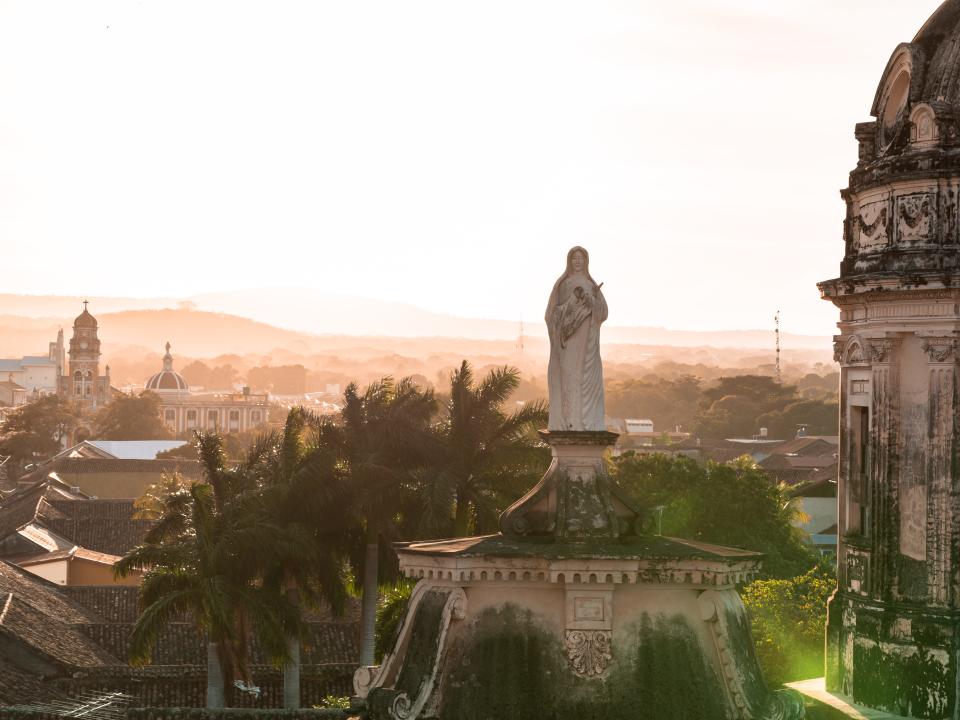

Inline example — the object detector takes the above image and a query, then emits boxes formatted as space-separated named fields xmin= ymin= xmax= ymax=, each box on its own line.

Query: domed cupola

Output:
xmin=145 ymin=342 xmax=189 ymax=394
xmin=830 ymin=0 xmax=960 ymax=289
xmin=74 ymin=306 xmax=98 ymax=328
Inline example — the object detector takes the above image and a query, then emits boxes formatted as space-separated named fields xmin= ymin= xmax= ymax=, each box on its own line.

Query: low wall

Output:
xmin=51 ymin=665 xmax=354 ymax=709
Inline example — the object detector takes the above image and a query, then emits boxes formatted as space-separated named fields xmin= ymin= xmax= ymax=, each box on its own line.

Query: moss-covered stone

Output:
xmin=368 ymin=590 xmax=449 ymax=719
xmin=439 ymin=604 xmax=728 ymax=720
xmin=851 ymin=639 xmax=952 ymax=719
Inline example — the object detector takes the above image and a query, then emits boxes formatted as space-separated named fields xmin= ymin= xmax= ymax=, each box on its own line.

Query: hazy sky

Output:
xmin=0 ymin=0 xmax=945 ymax=335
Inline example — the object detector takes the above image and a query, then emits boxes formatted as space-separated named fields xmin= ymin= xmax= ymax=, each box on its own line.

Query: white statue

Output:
xmin=546 ymin=246 xmax=608 ymax=431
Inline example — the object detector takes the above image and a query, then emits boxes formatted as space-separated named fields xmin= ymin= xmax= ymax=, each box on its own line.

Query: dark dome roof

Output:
xmin=74 ymin=308 xmax=97 ymax=328
xmin=145 ymin=342 xmax=188 ymax=393
xmin=146 ymin=370 xmax=189 ymax=392
xmin=915 ymin=0 xmax=960 ymax=105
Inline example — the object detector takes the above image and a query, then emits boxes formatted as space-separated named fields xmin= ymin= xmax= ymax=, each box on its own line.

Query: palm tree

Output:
xmin=431 ymin=361 xmax=548 ymax=536
xmin=116 ymin=433 xmax=297 ymax=708
xmin=319 ymin=377 xmax=437 ymax=667
xmin=251 ymin=407 xmax=350 ymax=708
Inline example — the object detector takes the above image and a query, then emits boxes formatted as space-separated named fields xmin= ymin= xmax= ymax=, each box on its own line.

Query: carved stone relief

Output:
xmin=564 ymin=630 xmax=612 ymax=678
xmin=921 ymin=338 xmax=959 ymax=363
xmin=897 ymin=193 xmax=935 ymax=243
xmin=869 ymin=339 xmax=898 ymax=363
xmin=855 ymin=202 xmax=889 ymax=252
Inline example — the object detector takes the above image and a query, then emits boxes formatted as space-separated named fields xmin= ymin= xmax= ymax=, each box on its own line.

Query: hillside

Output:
xmin=0 ymin=292 xmax=832 ymax=350
xmin=0 ymin=306 xmax=833 ymax=391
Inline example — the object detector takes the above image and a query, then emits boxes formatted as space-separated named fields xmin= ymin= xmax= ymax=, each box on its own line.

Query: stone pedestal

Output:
xmin=355 ymin=431 xmax=804 ymax=720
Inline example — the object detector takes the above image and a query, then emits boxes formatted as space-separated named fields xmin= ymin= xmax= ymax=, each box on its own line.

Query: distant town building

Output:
xmin=145 ymin=342 xmax=269 ymax=434
xmin=788 ymin=478 xmax=838 ymax=557
xmin=0 ymin=376 xmax=27 ymax=407
xmin=57 ymin=303 xmax=111 ymax=409
xmin=606 ymin=417 xmax=690 ymax=454
xmin=0 ymin=329 xmax=64 ymax=401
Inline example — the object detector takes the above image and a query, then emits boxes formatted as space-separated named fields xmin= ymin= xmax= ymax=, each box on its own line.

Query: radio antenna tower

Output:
xmin=774 ymin=310 xmax=782 ymax=385
xmin=516 ymin=319 xmax=525 ymax=354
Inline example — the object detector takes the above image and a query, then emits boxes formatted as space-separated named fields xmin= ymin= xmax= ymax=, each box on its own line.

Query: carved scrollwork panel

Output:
xmin=855 ymin=202 xmax=888 ymax=252
xmin=564 ymin=629 xmax=612 ymax=678
xmin=921 ymin=338 xmax=959 ymax=363
xmin=896 ymin=193 xmax=935 ymax=243
xmin=833 ymin=336 xmax=845 ymax=364
xmin=869 ymin=338 xmax=898 ymax=363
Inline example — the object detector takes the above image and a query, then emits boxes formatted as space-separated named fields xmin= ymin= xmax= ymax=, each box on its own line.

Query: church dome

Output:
xmin=823 ymin=0 xmax=960 ymax=290
xmin=865 ymin=0 xmax=960 ymax=158
xmin=74 ymin=305 xmax=97 ymax=328
xmin=145 ymin=342 xmax=189 ymax=393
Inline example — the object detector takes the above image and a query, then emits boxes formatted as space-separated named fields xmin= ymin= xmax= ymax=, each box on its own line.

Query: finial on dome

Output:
xmin=83 ymin=299 xmax=88 ymax=311
xmin=163 ymin=342 xmax=174 ymax=371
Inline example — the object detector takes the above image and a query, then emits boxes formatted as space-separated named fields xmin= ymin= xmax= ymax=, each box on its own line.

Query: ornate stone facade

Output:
xmin=819 ymin=3 xmax=960 ymax=717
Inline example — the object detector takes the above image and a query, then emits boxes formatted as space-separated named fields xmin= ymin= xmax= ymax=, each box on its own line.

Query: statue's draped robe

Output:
xmin=546 ymin=272 xmax=607 ymax=431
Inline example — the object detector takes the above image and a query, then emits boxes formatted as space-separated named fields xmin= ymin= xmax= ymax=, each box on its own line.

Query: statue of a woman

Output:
xmin=546 ymin=246 xmax=608 ymax=431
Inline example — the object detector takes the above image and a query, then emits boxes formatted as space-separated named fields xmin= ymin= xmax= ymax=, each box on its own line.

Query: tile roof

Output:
xmin=0 ymin=483 xmax=47 ymax=540
xmin=0 ymin=657 xmax=65 ymax=705
xmin=769 ymin=436 xmax=839 ymax=455
xmin=40 ymin=499 xmax=153 ymax=556
xmin=0 ymin=560 xmax=102 ymax=625
xmin=0 ymin=485 xmax=153 ymax=558
xmin=0 ymin=593 xmax=120 ymax=668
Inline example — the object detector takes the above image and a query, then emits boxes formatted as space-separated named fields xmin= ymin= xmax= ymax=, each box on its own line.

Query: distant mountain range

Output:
xmin=0 ymin=291 xmax=831 ymax=351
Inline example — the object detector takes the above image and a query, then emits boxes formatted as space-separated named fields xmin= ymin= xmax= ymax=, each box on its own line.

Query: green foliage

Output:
xmin=375 ymin=580 xmax=414 ymax=661
xmin=604 ymin=371 xmax=838 ymax=440
xmin=132 ymin=471 xmax=194 ymax=520
xmin=695 ymin=375 xmax=838 ymax=439
xmin=756 ymin=399 xmax=840 ymax=438
xmin=93 ymin=391 xmax=171 ymax=440
xmin=701 ymin=375 xmax=797 ymax=410
xmin=0 ymin=395 xmax=81 ymax=461
xmin=610 ymin=453 xmax=817 ymax=579
xmin=247 ymin=364 xmax=308 ymax=395
xmin=741 ymin=561 xmax=835 ymax=686
xmin=420 ymin=361 xmax=549 ymax=538
xmin=318 ymin=695 xmax=351 ymax=709
xmin=605 ymin=375 xmax=701 ymax=433
xmin=117 ymin=413 xmax=350 ymax=705
xmin=179 ymin=360 xmax=240 ymax=391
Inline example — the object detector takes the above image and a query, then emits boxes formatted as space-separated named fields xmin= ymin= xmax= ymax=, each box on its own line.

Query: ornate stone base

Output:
xmin=355 ymin=534 xmax=804 ymax=720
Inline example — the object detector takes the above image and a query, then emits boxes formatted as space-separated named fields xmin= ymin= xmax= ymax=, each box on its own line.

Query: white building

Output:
xmin=0 ymin=330 xmax=64 ymax=400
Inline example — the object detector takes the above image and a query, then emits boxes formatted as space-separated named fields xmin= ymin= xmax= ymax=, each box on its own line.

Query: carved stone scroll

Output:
xmin=564 ymin=630 xmax=612 ymax=678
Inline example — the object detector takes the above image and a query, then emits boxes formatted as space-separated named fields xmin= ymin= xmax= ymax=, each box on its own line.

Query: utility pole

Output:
xmin=774 ymin=310 xmax=782 ymax=385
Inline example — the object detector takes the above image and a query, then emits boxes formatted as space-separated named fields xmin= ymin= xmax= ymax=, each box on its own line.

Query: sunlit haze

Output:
xmin=1 ymin=0 xmax=944 ymax=336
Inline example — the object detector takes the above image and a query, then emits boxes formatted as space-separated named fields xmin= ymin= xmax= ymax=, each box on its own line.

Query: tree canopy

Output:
xmin=93 ymin=392 xmax=171 ymax=440
xmin=610 ymin=453 xmax=816 ymax=579
xmin=0 ymin=395 xmax=81 ymax=462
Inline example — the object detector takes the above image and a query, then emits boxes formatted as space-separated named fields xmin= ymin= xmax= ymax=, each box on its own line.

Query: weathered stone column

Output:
xmin=921 ymin=337 xmax=958 ymax=607
xmin=869 ymin=336 xmax=900 ymax=602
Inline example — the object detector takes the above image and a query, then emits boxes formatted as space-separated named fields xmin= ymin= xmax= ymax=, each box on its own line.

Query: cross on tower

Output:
xmin=83 ymin=299 xmax=89 ymax=310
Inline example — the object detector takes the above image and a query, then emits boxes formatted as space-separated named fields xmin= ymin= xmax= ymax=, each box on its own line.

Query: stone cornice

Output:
xmin=397 ymin=553 xmax=760 ymax=589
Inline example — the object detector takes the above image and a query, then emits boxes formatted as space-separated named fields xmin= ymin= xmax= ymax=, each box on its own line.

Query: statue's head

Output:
xmin=567 ymin=246 xmax=589 ymax=274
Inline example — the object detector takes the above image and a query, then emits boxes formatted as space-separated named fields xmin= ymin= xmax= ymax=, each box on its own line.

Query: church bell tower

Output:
xmin=821 ymin=2 xmax=960 ymax=716
xmin=61 ymin=301 xmax=110 ymax=408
